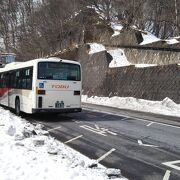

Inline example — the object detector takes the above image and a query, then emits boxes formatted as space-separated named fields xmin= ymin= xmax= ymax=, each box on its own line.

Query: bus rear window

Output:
xmin=38 ymin=62 xmax=81 ymax=81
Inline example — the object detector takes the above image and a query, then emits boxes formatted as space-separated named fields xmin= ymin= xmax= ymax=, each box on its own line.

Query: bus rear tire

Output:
xmin=15 ymin=98 xmax=20 ymax=116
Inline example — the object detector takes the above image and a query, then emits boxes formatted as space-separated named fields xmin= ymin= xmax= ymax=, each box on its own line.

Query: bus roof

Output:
xmin=0 ymin=57 xmax=80 ymax=73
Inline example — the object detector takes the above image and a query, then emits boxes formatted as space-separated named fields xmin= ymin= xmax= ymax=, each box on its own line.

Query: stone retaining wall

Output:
xmin=57 ymin=45 xmax=180 ymax=103
xmin=105 ymin=64 xmax=180 ymax=103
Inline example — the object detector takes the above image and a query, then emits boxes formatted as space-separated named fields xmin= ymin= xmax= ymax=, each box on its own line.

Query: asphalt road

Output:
xmin=26 ymin=103 xmax=180 ymax=180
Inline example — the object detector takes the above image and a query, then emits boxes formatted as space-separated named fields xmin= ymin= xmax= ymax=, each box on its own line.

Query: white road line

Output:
xmin=83 ymin=107 xmax=180 ymax=130
xmin=162 ymin=160 xmax=180 ymax=171
xmin=97 ymin=148 xmax=116 ymax=163
xmin=64 ymin=135 xmax=83 ymax=144
xmin=80 ymin=125 xmax=107 ymax=136
xmin=138 ymin=140 xmax=159 ymax=148
xmin=47 ymin=126 xmax=61 ymax=132
xmin=147 ymin=122 xmax=154 ymax=127
xmin=97 ymin=127 xmax=117 ymax=136
xmin=107 ymin=130 xmax=117 ymax=135
xmin=95 ymin=124 xmax=100 ymax=129
xmin=101 ymin=127 xmax=108 ymax=131
xmin=134 ymin=117 xmax=180 ymax=129
xmin=163 ymin=170 xmax=171 ymax=180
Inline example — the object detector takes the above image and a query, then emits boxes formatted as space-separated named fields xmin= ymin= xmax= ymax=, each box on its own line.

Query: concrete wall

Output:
xmin=123 ymin=48 xmax=180 ymax=65
xmin=105 ymin=65 xmax=180 ymax=103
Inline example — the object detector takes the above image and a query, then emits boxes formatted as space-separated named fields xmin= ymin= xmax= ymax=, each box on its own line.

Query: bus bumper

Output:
xmin=32 ymin=108 xmax=82 ymax=114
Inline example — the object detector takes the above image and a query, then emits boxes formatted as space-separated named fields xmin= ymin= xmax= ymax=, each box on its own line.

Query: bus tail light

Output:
xmin=38 ymin=90 xmax=46 ymax=95
xmin=74 ymin=91 xmax=80 ymax=95
xmin=38 ymin=97 xmax=42 ymax=108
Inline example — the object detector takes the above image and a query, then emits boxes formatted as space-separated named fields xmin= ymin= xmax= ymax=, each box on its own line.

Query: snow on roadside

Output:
xmin=0 ymin=107 xmax=127 ymax=180
xmin=82 ymin=95 xmax=180 ymax=117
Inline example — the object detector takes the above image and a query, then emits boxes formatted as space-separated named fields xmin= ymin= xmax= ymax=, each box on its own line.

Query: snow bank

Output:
xmin=0 ymin=107 xmax=127 ymax=180
xmin=82 ymin=95 xmax=180 ymax=117
xmin=108 ymin=49 xmax=131 ymax=68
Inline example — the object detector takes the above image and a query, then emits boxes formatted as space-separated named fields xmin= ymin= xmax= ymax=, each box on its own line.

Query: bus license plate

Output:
xmin=55 ymin=101 xmax=64 ymax=108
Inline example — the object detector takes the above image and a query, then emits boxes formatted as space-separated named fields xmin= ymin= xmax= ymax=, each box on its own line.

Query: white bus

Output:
xmin=0 ymin=57 xmax=82 ymax=115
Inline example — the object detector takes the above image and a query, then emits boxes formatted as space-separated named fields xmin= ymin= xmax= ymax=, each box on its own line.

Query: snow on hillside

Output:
xmin=165 ymin=38 xmax=179 ymax=45
xmin=0 ymin=107 xmax=127 ymax=180
xmin=135 ymin=64 xmax=157 ymax=68
xmin=88 ymin=43 xmax=158 ymax=68
xmin=108 ymin=49 xmax=131 ymax=67
xmin=140 ymin=32 xmax=161 ymax=45
xmin=88 ymin=43 xmax=106 ymax=54
xmin=88 ymin=43 xmax=131 ymax=67
xmin=111 ymin=23 xmax=123 ymax=37
xmin=82 ymin=95 xmax=180 ymax=117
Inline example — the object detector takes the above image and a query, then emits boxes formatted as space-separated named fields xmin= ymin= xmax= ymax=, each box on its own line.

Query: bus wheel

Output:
xmin=15 ymin=99 xmax=20 ymax=116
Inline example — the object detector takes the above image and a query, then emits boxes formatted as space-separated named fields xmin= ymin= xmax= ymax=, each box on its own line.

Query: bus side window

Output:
xmin=22 ymin=69 xmax=26 ymax=89
xmin=15 ymin=71 xmax=21 ymax=89
xmin=26 ymin=67 xmax=33 ymax=90
xmin=11 ymin=71 xmax=16 ymax=88
xmin=19 ymin=67 xmax=33 ymax=90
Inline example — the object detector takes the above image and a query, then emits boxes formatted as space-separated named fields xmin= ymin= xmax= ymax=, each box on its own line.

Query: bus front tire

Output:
xmin=15 ymin=99 xmax=20 ymax=116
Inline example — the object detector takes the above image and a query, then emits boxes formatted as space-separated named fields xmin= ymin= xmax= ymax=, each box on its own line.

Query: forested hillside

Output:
xmin=0 ymin=0 xmax=179 ymax=61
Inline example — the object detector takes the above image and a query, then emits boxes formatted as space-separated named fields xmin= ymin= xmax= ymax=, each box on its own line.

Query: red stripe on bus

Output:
xmin=0 ymin=88 xmax=10 ymax=97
